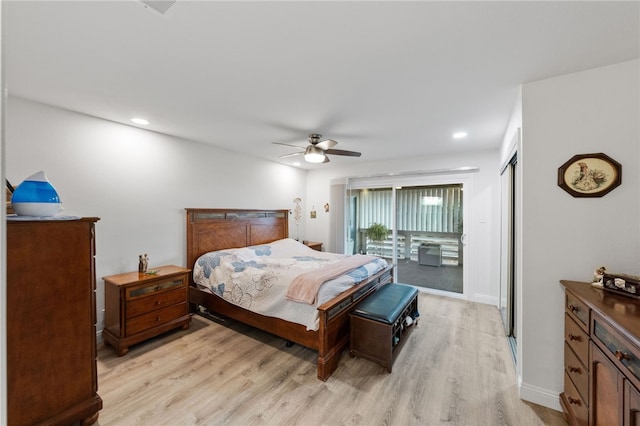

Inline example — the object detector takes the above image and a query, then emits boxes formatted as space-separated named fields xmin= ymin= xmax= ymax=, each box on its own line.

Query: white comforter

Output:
xmin=192 ymin=238 xmax=387 ymax=331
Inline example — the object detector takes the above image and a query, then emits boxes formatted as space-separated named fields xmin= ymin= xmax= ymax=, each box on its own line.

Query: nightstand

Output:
xmin=304 ymin=241 xmax=323 ymax=251
xmin=103 ymin=265 xmax=191 ymax=356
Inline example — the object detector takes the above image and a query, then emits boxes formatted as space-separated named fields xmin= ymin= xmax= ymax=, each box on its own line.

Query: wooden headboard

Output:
xmin=185 ymin=208 xmax=289 ymax=271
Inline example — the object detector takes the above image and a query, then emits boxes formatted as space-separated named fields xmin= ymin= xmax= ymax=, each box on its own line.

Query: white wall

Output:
xmin=517 ymin=59 xmax=640 ymax=409
xmin=305 ymin=149 xmax=501 ymax=305
xmin=5 ymin=96 xmax=307 ymax=337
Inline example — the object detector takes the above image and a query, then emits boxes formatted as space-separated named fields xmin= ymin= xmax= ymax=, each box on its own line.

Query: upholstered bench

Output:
xmin=349 ymin=283 xmax=419 ymax=372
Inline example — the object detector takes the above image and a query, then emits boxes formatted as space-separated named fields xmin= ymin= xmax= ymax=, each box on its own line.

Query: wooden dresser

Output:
xmin=103 ymin=265 xmax=191 ymax=356
xmin=560 ymin=280 xmax=640 ymax=426
xmin=7 ymin=218 xmax=102 ymax=426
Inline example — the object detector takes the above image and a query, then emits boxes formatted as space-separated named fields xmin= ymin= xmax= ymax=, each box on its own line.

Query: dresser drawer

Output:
xmin=564 ymin=371 xmax=588 ymax=426
xmin=126 ymin=302 xmax=188 ymax=336
xmin=566 ymin=313 xmax=589 ymax=364
xmin=566 ymin=290 xmax=589 ymax=331
xmin=126 ymin=286 xmax=186 ymax=319
xmin=565 ymin=342 xmax=588 ymax=401
xmin=592 ymin=311 xmax=640 ymax=389
xmin=126 ymin=277 xmax=186 ymax=300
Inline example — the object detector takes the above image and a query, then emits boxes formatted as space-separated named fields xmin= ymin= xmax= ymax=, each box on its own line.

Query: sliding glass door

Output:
xmin=346 ymin=174 xmax=468 ymax=296
xmin=395 ymin=184 xmax=463 ymax=293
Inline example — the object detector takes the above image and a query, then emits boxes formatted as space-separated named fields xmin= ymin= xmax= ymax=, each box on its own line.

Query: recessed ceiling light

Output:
xmin=131 ymin=118 xmax=149 ymax=125
xmin=453 ymin=132 xmax=467 ymax=139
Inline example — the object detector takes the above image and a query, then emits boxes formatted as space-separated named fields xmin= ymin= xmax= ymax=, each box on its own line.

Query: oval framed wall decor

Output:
xmin=558 ymin=153 xmax=621 ymax=198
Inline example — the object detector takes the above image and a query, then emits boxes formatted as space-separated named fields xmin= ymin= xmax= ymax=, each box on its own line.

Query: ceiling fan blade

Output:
xmin=323 ymin=155 xmax=330 ymax=163
xmin=279 ymin=152 xmax=303 ymax=159
xmin=272 ymin=141 xmax=305 ymax=149
xmin=324 ymin=148 xmax=361 ymax=157
xmin=315 ymin=139 xmax=338 ymax=150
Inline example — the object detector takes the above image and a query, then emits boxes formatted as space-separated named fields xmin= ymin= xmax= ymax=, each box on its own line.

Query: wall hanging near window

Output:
xmin=558 ymin=153 xmax=621 ymax=198
xmin=292 ymin=197 xmax=302 ymax=240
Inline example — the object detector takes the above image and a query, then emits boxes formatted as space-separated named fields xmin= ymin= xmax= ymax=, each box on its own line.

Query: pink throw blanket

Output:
xmin=285 ymin=255 xmax=378 ymax=304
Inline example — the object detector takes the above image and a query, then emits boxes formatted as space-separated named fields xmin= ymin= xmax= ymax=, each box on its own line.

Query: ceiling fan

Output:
xmin=273 ymin=134 xmax=362 ymax=163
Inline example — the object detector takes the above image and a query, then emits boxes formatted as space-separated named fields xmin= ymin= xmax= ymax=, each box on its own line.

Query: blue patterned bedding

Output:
xmin=193 ymin=238 xmax=388 ymax=331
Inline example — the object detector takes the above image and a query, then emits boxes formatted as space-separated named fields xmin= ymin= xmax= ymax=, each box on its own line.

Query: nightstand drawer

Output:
xmin=126 ymin=277 xmax=185 ymax=300
xmin=565 ymin=342 xmax=588 ymax=401
xmin=126 ymin=302 xmax=188 ymax=336
xmin=126 ymin=286 xmax=186 ymax=319
xmin=565 ymin=313 xmax=589 ymax=364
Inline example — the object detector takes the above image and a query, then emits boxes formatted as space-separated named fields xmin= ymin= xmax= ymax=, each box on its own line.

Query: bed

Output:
xmin=186 ymin=208 xmax=394 ymax=381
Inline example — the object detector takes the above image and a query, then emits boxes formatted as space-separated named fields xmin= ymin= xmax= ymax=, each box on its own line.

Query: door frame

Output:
xmin=500 ymin=153 xmax=517 ymax=339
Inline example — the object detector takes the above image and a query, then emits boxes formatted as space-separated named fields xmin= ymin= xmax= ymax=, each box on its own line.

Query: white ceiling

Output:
xmin=5 ymin=1 xmax=639 ymax=169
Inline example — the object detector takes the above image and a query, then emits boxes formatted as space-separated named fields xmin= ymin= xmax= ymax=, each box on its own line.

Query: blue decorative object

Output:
xmin=11 ymin=171 xmax=62 ymax=217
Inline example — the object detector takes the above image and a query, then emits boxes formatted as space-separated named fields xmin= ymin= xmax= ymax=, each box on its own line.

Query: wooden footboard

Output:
xmin=185 ymin=208 xmax=394 ymax=380
xmin=316 ymin=265 xmax=393 ymax=380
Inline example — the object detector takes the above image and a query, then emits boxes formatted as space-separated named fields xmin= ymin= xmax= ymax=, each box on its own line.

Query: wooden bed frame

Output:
xmin=185 ymin=208 xmax=394 ymax=381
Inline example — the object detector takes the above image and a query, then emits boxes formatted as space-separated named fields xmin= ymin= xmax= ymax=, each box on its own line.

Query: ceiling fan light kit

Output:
xmin=274 ymin=133 xmax=361 ymax=164
xmin=304 ymin=145 xmax=326 ymax=163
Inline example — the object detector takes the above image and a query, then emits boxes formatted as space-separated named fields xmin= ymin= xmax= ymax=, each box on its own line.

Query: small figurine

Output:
xmin=592 ymin=266 xmax=606 ymax=288
xmin=138 ymin=254 xmax=149 ymax=273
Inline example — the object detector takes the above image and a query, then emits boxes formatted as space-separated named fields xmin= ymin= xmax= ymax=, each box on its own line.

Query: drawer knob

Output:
xmin=568 ymin=334 xmax=581 ymax=341
xmin=615 ymin=350 xmax=631 ymax=361
xmin=567 ymin=396 xmax=581 ymax=406
xmin=568 ymin=304 xmax=579 ymax=314
xmin=568 ymin=365 xmax=581 ymax=374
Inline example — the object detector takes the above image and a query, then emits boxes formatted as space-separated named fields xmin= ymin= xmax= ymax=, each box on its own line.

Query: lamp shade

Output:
xmin=11 ymin=171 xmax=62 ymax=216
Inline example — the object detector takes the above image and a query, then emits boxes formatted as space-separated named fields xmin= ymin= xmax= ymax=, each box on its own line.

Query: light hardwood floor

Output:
xmin=95 ymin=293 xmax=567 ymax=425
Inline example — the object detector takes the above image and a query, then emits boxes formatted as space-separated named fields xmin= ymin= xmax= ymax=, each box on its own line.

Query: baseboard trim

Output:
xmin=471 ymin=293 xmax=498 ymax=306
xmin=519 ymin=381 xmax=562 ymax=412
